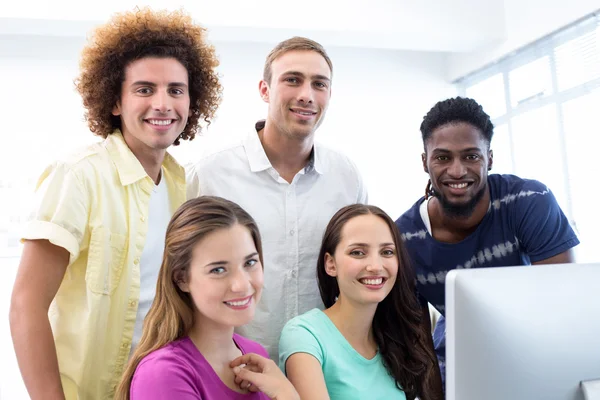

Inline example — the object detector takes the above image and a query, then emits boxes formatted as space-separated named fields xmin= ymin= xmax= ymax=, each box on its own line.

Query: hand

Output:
xmin=231 ymin=353 xmax=300 ymax=400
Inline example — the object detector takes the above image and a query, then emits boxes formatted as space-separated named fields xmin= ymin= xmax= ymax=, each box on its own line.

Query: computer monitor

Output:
xmin=446 ymin=263 xmax=600 ymax=400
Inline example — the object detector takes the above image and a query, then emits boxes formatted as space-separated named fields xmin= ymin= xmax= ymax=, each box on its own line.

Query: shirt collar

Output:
xmin=244 ymin=120 xmax=323 ymax=175
xmin=104 ymin=129 xmax=185 ymax=186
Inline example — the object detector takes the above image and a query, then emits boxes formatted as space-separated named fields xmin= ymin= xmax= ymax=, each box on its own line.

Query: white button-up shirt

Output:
xmin=186 ymin=121 xmax=367 ymax=358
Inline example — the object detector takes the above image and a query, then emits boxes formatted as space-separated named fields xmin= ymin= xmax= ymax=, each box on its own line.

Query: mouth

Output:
xmin=144 ymin=118 xmax=177 ymax=129
xmin=442 ymin=181 xmax=474 ymax=194
xmin=289 ymin=108 xmax=317 ymax=120
xmin=358 ymin=276 xmax=387 ymax=289
xmin=223 ymin=295 xmax=253 ymax=309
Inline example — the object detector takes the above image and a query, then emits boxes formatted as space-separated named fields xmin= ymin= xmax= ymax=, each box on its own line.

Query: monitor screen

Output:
xmin=446 ymin=263 xmax=600 ymax=400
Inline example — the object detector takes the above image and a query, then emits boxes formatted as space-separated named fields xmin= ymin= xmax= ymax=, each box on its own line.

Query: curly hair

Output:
xmin=420 ymin=96 xmax=494 ymax=150
xmin=75 ymin=8 xmax=222 ymax=144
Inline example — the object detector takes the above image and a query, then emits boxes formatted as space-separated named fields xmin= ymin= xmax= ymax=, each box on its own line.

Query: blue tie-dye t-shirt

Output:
xmin=395 ymin=174 xmax=579 ymax=386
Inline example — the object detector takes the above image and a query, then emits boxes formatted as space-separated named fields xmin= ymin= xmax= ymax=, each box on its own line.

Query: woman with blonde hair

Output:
xmin=116 ymin=196 xmax=298 ymax=400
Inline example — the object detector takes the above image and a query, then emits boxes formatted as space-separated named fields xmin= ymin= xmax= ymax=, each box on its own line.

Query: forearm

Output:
xmin=10 ymin=305 xmax=65 ymax=400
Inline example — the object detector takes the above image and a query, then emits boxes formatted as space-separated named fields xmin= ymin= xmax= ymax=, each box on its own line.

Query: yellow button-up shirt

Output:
xmin=23 ymin=130 xmax=186 ymax=399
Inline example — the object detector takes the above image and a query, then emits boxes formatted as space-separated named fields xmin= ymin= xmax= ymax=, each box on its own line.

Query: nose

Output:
xmin=447 ymin=158 xmax=467 ymax=178
xmin=152 ymin=90 xmax=172 ymax=113
xmin=297 ymin=82 xmax=314 ymax=104
xmin=230 ymin=268 xmax=251 ymax=294
xmin=365 ymin=256 xmax=384 ymax=273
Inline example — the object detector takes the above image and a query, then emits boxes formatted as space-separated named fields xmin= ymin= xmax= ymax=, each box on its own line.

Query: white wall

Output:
xmin=0 ymin=34 xmax=455 ymax=399
xmin=447 ymin=0 xmax=599 ymax=80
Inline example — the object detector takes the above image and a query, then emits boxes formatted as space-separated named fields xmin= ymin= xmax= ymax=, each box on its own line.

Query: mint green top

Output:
xmin=279 ymin=308 xmax=407 ymax=400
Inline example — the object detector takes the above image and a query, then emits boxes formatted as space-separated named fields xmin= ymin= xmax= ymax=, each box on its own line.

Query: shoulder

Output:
xmin=233 ymin=334 xmax=269 ymax=358
xmin=315 ymin=143 xmax=360 ymax=174
xmin=133 ymin=340 xmax=196 ymax=385
xmin=489 ymin=174 xmax=555 ymax=209
xmin=396 ymin=199 xmax=426 ymax=234
xmin=281 ymin=309 xmax=328 ymax=341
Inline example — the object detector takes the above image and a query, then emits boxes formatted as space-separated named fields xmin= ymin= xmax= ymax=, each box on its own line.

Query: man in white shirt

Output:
xmin=187 ymin=37 xmax=367 ymax=358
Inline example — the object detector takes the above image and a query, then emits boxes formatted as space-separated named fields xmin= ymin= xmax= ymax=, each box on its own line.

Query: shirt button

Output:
xmin=129 ymin=300 xmax=137 ymax=307
xmin=140 ymin=216 xmax=146 ymax=222
xmin=291 ymin=270 xmax=297 ymax=277
xmin=290 ymin=230 xmax=295 ymax=236
xmin=134 ymin=258 xmax=140 ymax=265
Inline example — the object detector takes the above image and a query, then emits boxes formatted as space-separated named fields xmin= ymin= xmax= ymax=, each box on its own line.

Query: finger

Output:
xmin=230 ymin=352 xmax=268 ymax=369
xmin=247 ymin=383 xmax=259 ymax=393
xmin=232 ymin=365 xmax=265 ymax=388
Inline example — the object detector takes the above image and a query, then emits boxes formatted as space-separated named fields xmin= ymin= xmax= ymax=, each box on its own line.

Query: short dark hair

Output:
xmin=420 ymin=97 xmax=494 ymax=149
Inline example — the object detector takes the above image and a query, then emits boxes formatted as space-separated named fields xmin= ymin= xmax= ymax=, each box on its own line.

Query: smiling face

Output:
xmin=325 ymin=214 xmax=398 ymax=307
xmin=259 ymin=50 xmax=331 ymax=141
xmin=178 ymin=224 xmax=264 ymax=329
xmin=112 ymin=56 xmax=190 ymax=158
xmin=423 ymin=122 xmax=493 ymax=217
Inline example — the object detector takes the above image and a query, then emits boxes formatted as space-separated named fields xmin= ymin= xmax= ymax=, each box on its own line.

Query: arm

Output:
xmin=9 ymin=240 xmax=69 ymax=400
xmin=532 ymin=249 xmax=575 ymax=265
xmin=284 ymin=353 xmax=330 ymax=400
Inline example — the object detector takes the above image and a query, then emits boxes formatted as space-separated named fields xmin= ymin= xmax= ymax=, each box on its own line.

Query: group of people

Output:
xmin=8 ymin=7 xmax=579 ymax=400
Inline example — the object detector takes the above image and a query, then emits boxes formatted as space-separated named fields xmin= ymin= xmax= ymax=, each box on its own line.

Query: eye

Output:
xmin=314 ymin=81 xmax=327 ymax=89
xmin=349 ymin=250 xmax=365 ymax=256
xmin=245 ymin=259 xmax=259 ymax=268
xmin=285 ymin=77 xmax=299 ymax=84
xmin=210 ymin=266 xmax=226 ymax=275
xmin=465 ymin=154 xmax=480 ymax=161
xmin=169 ymin=88 xmax=185 ymax=95
xmin=381 ymin=249 xmax=396 ymax=257
xmin=136 ymin=87 xmax=153 ymax=95
xmin=436 ymin=155 xmax=449 ymax=161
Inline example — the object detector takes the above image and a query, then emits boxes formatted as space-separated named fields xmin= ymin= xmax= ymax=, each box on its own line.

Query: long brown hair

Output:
xmin=115 ymin=196 xmax=263 ymax=400
xmin=317 ymin=204 xmax=439 ymax=400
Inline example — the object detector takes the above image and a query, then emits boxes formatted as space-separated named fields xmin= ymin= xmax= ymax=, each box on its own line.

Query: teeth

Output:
xmin=225 ymin=298 xmax=251 ymax=307
xmin=294 ymin=111 xmax=314 ymax=115
xmin=449 ymin=183 xmax=468 ymax=189
xmin=147 ymin=119 xmax=173 ymax=126
xmin=360 ymin=278 xmax=383 ymax=285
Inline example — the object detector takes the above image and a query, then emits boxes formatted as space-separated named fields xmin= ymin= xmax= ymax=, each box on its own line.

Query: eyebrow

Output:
xmin=130 ymin=80 xmax=188 ymax=88
xmin=283 ymin=71 xmax=331 ymax=82
xmin=203 ymin=252 xmax=259 ymax=268
xmin=347 ymin=242 xmax=395 ymax=248
xmin=432 ymin=147 xmax=483 ymax=153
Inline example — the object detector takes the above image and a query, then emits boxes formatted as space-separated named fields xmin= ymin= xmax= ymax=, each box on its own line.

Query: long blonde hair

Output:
xmin=115 ymin=196 xmax=263 ymax=400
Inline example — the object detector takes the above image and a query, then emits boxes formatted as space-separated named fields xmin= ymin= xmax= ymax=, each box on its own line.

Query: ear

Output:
xmin=324 ymin=253 xmax=337 ymax=277
xmin=488 ymin=149 xmax=494 ymax=171
xmin=173 ymin=270 xmax=190 ymax=293
xmin=258 ymin=80 xmax=270 ymax=103
xmin=422 ymin=153 xmax=428 ymax=173
xmin=112 ymin=101 xmax=122 ymax=117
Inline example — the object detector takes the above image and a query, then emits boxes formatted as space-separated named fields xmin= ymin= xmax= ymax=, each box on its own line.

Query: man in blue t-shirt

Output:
xmin=395 ymin=97 xmax=580 ymax=390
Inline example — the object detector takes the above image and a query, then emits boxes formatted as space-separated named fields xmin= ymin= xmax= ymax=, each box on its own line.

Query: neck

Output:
xmin=121 ymin=132 xmax=166 ymax=185
xmin=429 ymin=188 xmax=490 ymax=237
xmin=324 ymin=297 xmax=377 ymax=352
xmin=259 ymin=121 xmax=314 ymax=183
xmin=187 ymin=315 xmax=239 ymax=362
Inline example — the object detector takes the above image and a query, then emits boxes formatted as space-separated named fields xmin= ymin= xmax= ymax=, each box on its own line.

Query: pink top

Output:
xmin=131 ymin=334 xmax=270 ymax=400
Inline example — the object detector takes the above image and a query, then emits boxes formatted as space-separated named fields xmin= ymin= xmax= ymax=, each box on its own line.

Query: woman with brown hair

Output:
xmin=279 ymin=204 xmax=443 ymax=400
xmin=116 ymin=196 xmax=298 ymax=400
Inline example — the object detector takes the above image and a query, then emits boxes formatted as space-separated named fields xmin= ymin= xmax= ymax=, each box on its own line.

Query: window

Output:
xmin=459 ymin=11 xmax=600 ymax=262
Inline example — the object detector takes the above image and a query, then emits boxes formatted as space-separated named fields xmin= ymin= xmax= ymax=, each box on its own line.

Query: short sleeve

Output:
xmin=22 ymin=162 xmax=90 ymax=264
xmin=278 ymin=318 xmax=324 ymax=373
xmin=185 ymin=164 xmax=201 ymax=200
xmin=514 ymin=180 xmax=579 ymax=262
xmin=130 ymin=356 xmax=200 ymax=400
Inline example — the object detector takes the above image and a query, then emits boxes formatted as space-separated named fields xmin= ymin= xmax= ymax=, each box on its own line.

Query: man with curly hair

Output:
xmin=395 ymin=96 xmax=579 ymax=390
xmin=9 ymin=8 xmax=221 ymax=400
xmin=187 ymin=37 xmax=367 ymax=362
